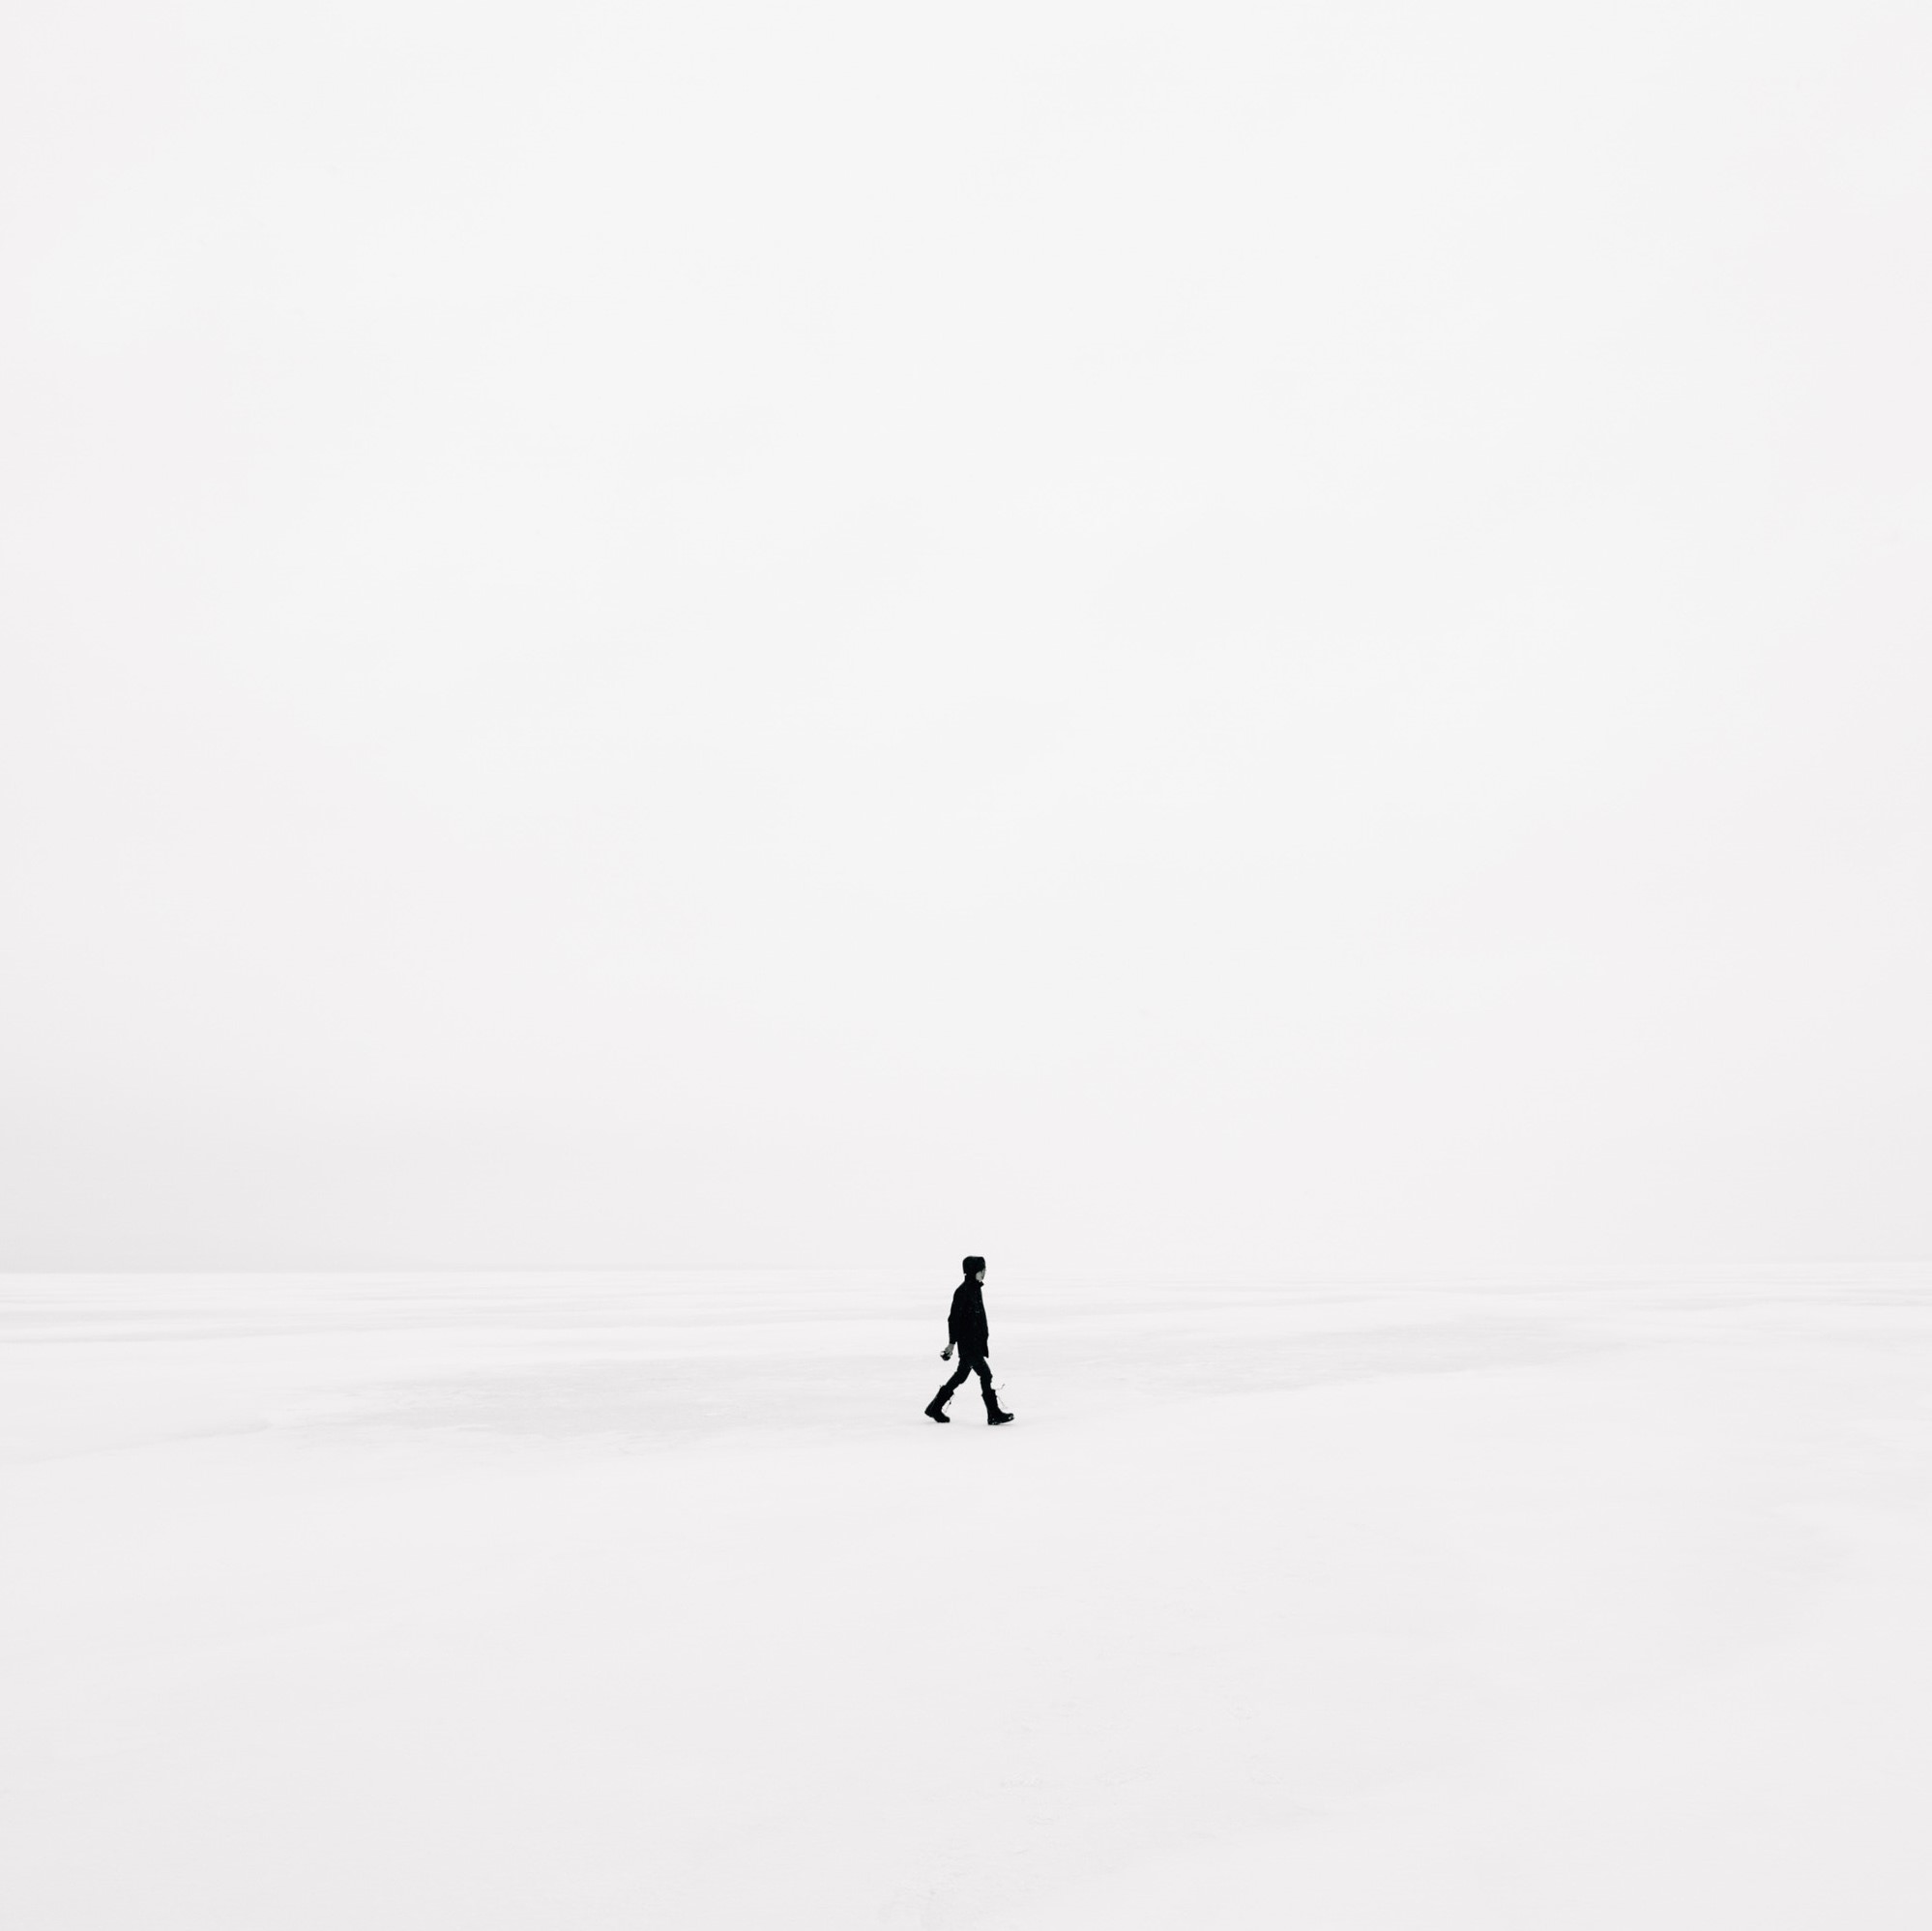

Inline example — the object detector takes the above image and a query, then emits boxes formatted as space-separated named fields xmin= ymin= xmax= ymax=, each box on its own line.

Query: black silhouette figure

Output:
xmin=925 ymin=1256 xmax=1013 ymax=1425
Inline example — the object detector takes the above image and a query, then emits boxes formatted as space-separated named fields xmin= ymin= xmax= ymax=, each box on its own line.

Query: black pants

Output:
xmin=935 ymin=1352 xmax=1000 ymax=1416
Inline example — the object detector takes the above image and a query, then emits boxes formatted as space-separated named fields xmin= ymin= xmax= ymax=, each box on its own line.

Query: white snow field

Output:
xmin=4 ymin=1270 xmax=1930 ymax=1930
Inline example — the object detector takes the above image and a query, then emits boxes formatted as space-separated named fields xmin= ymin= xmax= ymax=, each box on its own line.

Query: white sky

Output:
xmin=3 ymin=0 xmax=1928 ymax=1272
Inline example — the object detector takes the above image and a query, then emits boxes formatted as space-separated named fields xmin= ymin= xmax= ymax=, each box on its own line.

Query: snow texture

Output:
xmin=4 ymin=1269 xmax=1930 ymax=1928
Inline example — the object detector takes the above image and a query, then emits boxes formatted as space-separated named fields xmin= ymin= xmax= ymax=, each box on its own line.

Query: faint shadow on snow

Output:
xmin=319 ymin=1318 xmax=1614 ymax=1451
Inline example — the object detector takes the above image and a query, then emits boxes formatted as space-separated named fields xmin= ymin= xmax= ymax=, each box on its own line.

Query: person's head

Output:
xmin=963 ymin=1255 xmax=985 ymax=1284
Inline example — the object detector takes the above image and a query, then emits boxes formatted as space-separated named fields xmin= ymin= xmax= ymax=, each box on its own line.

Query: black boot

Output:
xmin=988 ymin=1406 xmax=1013 ymax=1425
xmin=924 ymin=1395 xmax=951 ymax=1423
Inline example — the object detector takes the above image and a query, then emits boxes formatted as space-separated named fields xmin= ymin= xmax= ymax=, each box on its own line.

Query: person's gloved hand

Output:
xmin=940 ymin=1343 xmax=952 ymax=1360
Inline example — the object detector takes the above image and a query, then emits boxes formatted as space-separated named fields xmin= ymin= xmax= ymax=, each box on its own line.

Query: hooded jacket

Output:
xmin=948 ymin=1277 xmax=989 ymax=1359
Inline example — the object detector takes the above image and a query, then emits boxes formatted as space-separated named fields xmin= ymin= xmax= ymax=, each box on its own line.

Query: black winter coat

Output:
xmin=948 ymin=1280 xmax=989 ymax=1359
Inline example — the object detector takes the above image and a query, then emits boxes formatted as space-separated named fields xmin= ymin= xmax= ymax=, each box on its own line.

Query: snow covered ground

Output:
xmin=4 ymin=1267 xmax=1929 ymax=1929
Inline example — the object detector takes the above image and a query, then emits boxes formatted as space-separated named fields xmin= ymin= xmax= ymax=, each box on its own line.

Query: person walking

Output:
xmin=925 ymin=1256 xmax=1013 ymax=1424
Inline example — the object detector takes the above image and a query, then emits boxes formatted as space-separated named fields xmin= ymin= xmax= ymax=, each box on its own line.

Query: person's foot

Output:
xmin=988 ymin=1409 xmax=1014 ymax=1425
xmin=924 ymin=1400 xmax=951 ymax=1423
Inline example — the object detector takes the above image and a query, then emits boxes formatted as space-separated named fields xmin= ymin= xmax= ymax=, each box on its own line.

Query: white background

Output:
xmin=5 ymin=1267 xmax=1930 ymax=1928
xmin=4 ymin=0 xmax=1930 ymax=1272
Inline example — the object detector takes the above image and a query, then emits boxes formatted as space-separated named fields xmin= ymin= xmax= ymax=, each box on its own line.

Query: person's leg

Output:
xmin=969 ymin=1356 xmax=1013 ymax=1422
xmin=970 ymin=1356 xmax=1000 ymax=1418
xmin=926 ymin=1355 xmax=971 ymax=1418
